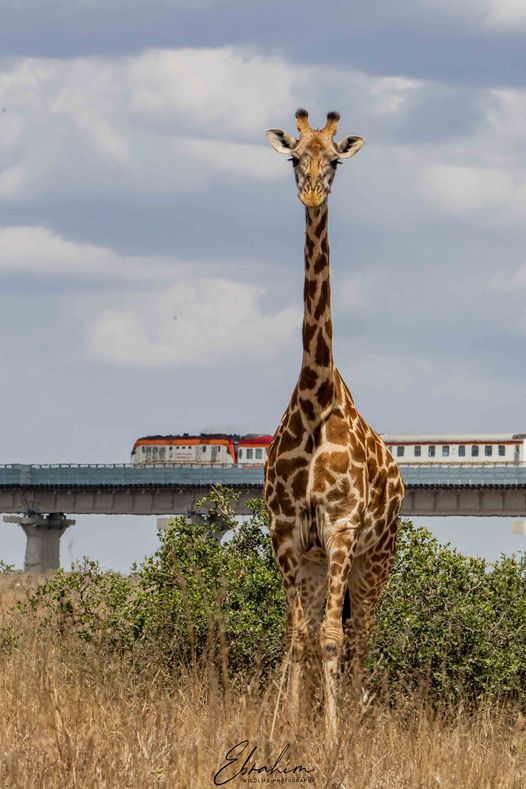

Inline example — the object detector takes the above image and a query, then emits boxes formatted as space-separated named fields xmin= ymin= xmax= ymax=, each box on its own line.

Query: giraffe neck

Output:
xmin=299 ymin=203 xmax=335 ymax=418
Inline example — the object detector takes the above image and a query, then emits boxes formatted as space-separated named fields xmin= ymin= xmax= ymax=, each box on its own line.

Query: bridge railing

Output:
xmin=0 ymin=463 xmax=525 ymax=488
xmin=0 ymin=462 xmax=524 ymax=470
xmin=0 ymin=463 xmax=239 ymax=469
xmin=0 ymin=464 xmax=266 ymax=487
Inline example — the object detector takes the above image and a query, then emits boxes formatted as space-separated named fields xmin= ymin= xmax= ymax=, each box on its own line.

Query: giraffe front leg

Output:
xmin=270 ymin=524 xmax=309 ymax=727
xmin=319 ymin=527 xmax=357 ymax=740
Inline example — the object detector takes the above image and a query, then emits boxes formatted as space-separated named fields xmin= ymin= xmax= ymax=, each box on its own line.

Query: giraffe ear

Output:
xmin=334 ymin=135 xmax=366 ymax=159
xmin=266 ymin=128 xmax=298 ymax=154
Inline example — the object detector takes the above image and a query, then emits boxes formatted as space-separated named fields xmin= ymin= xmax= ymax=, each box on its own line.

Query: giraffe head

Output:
xmin=266 ymin=109 xmax=365 ymax=208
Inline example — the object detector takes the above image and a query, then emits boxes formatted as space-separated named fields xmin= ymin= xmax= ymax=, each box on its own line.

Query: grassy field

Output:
xmin=1 ymin=572 xmax=525 ymax=789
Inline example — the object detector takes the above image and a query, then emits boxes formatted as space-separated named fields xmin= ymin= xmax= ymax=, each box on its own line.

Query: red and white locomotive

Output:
xmin=131 ymin=433 xmax=272 ymax=466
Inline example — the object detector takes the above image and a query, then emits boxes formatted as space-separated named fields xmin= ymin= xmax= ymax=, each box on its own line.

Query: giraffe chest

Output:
xmin=264 ymin=398 xmax=397 ymax=523
xmin=265 ymin=417 xmax=369 ymax=520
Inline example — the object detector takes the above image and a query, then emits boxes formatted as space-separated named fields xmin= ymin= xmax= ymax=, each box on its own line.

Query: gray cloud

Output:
xmin=2 ymin=1 xmax=525 ymax=89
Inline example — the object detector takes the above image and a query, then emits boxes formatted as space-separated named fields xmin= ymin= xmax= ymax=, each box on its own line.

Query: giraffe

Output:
xmin=264 ymin=109 xmax=404 ymax=735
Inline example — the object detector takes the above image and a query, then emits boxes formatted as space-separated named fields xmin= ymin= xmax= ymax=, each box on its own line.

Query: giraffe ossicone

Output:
xmin=264 ymin=109 xmax=404 ymax=738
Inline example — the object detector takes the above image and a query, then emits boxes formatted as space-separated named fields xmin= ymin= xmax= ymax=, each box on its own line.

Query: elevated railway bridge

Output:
xmin=1 ymin=463 xmax=526 ymax=571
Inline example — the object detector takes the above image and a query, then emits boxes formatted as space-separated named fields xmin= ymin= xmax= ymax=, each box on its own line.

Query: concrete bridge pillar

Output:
xmin=3 ymin=513 xmax=75 ymax=573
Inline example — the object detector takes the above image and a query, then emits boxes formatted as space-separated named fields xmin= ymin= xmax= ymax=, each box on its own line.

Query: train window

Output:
xmin=247 ymin=448 xmax=254 ymax=459
xmin=396 ymin=446 xmax=405 ymax=457
xmin=485 ymin=445 xmax=492 ymax=457
xmin=238 ymin=449 xmax=243 ymax=459
xmin=255 ymin=448 xmax=263 ymax=459
xmin=471 ymin=445 xmax=479 ymax=457
xmin=442 ymin=446 xmax=450 ymax=457
xmin=428 ymin=446 xmax=435 ymax=457
xmin=498 ymin=445 xmax=505 ymax=456
xmin=458 ymin=446 xmax=466 ymax=457
xmin=202 ymin=446 xmax=206 ymax=452
xmin=414 ymin=446 xmax=421 ymax=457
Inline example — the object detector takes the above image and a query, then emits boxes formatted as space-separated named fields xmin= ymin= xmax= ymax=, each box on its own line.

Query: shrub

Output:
xmin=376 ymin=521 xmax=526 ymax=701
xmin=18 ymin=489 xmax=285 ymax=677
xmin=129 ymin=510 xmax=284 ymax=674
xmin=15 ymin=489 xmax=526 ymax=704
xmin=21 ymin=558 xmax=135 ymax=649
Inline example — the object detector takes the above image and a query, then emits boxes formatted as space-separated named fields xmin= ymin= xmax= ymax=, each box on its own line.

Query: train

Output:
xmin=131 ymin=432 xmax=526 ymax=466
xmin=131 ymin=433 xmax=273 ymax=466
xmin=383 ymin=433 xmax=526 ymax=465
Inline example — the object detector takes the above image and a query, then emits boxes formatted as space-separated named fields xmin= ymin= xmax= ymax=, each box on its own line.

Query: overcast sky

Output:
xmin=1 ymin=0 xmax=525 ymax=570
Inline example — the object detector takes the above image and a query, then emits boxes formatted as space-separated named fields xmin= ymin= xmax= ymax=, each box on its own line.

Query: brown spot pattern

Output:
xmin=299 ymin=366 xmax=318 ymax=391
xmin=278 ymin=430 xmax=300 ymax=454
xmin=315 ymin=210 xmax=327 ymax=237
xmin=313 ymin=460 xmax=337 ymax=491
xmin=314 ymin=279 xmax=330 ymax=321
xmin=314 ymin=252 xmax=327 ymax=275
xmin=302 ymin=322 xmax=316 ymax=352
xmin=276 ymin=456 xmax=308 ymax=478
xmin=315 ymin=332 xmax=331 ymax=367
xmin=316 ymin=379 xmax=334 ymax=408
xmin=299 ymin=397 xmax=315 ymax=421
xmin=291 ymin=469 xmax=308 ymax=499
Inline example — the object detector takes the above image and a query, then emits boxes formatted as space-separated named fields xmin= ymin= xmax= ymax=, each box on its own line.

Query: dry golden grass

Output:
xmin=0 ymin=571 xmax=44 ymax=612
xmin=0 ymin=576 xmax=525 ymax=789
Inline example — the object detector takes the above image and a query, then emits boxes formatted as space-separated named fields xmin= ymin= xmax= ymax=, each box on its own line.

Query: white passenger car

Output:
xmin=383 ymin=434 xmax=526 ymax=465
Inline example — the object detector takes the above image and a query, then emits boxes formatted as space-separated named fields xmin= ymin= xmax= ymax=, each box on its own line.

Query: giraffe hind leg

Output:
xmin=343 ymin=518 xmax=398 ymax=698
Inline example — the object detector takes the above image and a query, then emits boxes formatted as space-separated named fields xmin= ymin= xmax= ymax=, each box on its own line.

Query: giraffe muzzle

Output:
xmin=300 ymin=188 xmax=326 ymax=208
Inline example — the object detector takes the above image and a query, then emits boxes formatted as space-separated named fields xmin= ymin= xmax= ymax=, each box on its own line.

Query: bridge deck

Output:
xmin=0 ymin=463 xmax=525 ymax=488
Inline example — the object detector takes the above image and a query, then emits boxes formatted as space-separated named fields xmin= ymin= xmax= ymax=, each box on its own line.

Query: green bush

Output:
xmin=376 ymin=521 xmax=526 ymax=701
xmin=135 ymin=502 xmax=284 ymax=674
xmin=19 ymin=488 xmax=285 ymax=676
xmin=15 ymin=488 xmax=526 ymax=703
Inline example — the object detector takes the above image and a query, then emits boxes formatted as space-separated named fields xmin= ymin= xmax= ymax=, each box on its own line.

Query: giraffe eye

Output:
xmin=330 ymin=159 xmax=341 ymax=169
xmin=288 ymin=157 xmax=300 ymax=166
